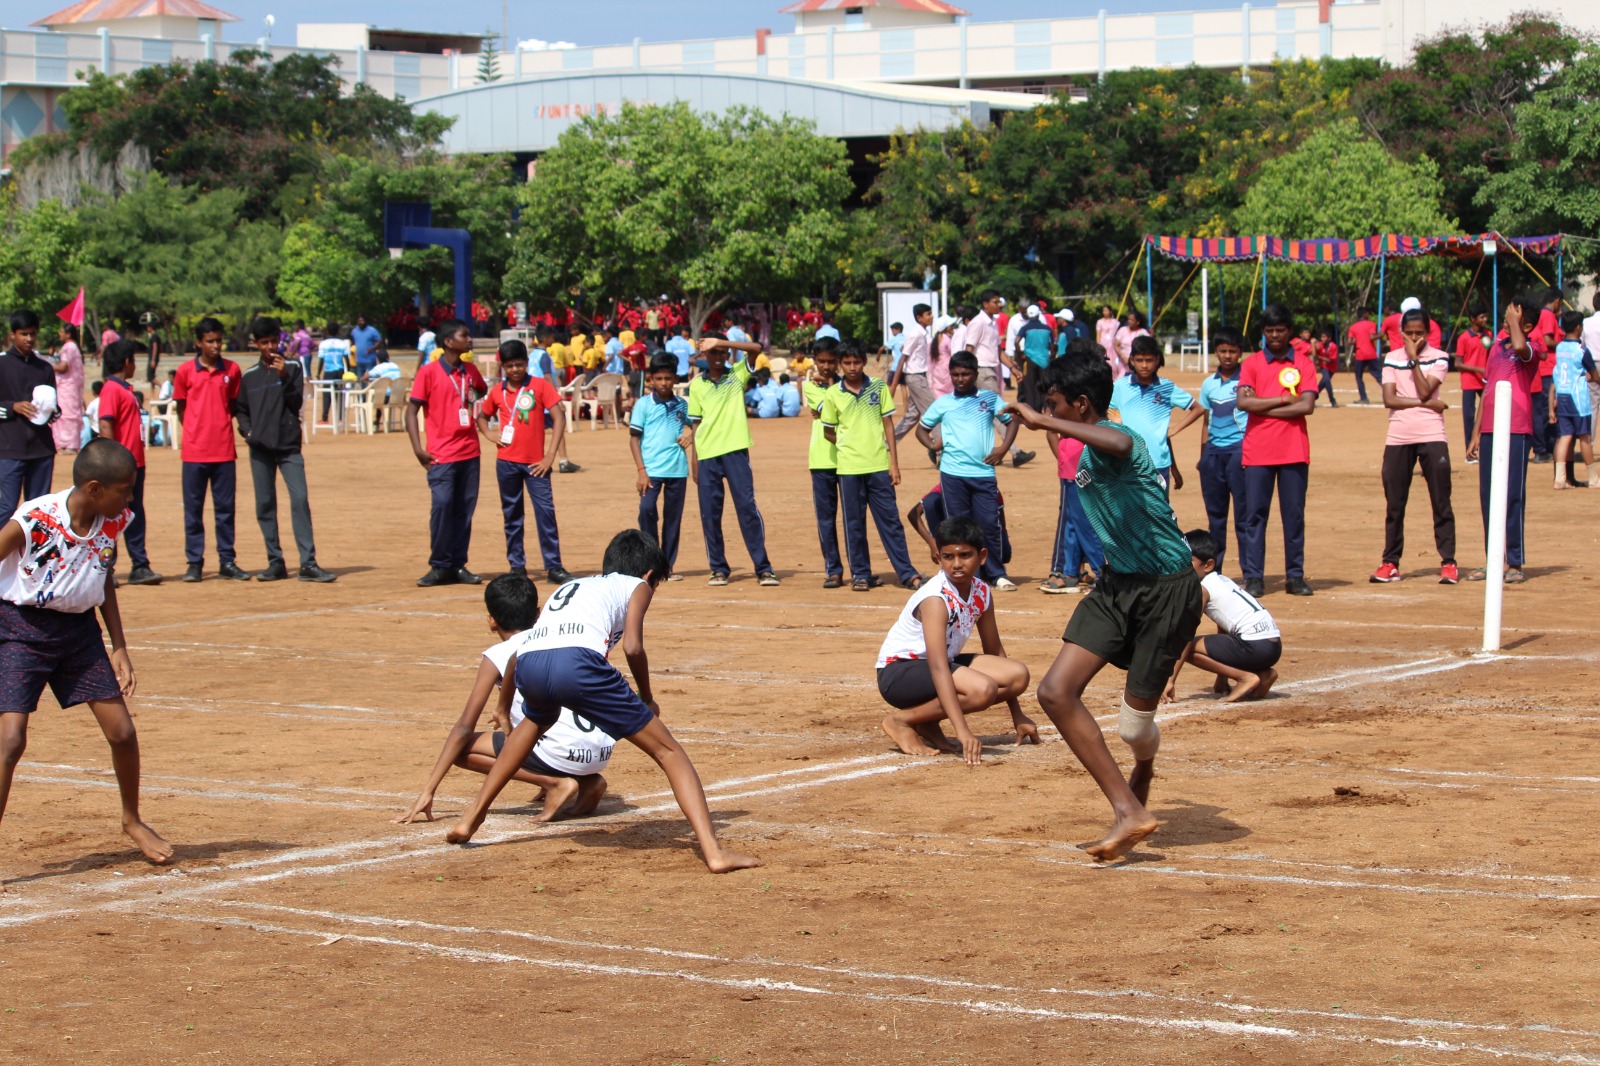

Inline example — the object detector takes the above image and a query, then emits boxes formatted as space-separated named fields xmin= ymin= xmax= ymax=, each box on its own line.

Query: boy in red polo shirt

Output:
xmin=1456 ymin=306 xmax=1491 ymax=456
xmin=406 ymin=319 xmax=488 ymax=588
xmin=1347 ymin=308 xmax=1380 ymax=404
xmin=1237 ymin=304 xmax=1317 ymax=598
xmin=172 ymin=317 xmax=248 ymax=583
xmin=475 ymin=340 xmax=573 ymax=586
xmin=1531 ymin=286 xmax=1563 ymax=463
xmin=97 ymin=340 xmax=163 ymax=586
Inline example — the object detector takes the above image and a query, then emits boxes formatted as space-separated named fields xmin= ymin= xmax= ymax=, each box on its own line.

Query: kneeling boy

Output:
xmin=445 ymin=530 xmax=760 ymax=874
xmin=1006 ymin=355 xmax=1202 ymax=863
xmin=877 ymin=515 xmax=1035 ymax=763
xmin=1164 ymin=530 xmax=1281 ymax=703
xmin=396 ymin=574 xmax=612 ymax=826
xmin=0 ymin=439 xmax=172 ymax=876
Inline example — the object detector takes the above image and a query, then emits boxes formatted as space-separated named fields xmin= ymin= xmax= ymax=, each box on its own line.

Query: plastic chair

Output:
xmin=579 ymin=373 xmax=626 ymax=430
xmin=148 ymin=399 xmax=180 ymax=449
xmin=344 ymin=384 xmax=377 ymax=434
xmin=768 ymin=356 xmax=789 ymax=376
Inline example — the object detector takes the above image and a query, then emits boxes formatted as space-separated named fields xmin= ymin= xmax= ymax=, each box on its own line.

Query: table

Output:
xmin=308 ymin=379 xmax=349 ymax=436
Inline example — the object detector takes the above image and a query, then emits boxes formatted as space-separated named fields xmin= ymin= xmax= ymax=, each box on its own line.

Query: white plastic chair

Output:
xmin=579 ymin=373 xmax=626 ymax=430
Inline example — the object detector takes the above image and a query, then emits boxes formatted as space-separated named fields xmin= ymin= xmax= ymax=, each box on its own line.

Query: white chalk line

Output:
xmin=130 ymin=910 xmax=1600 ymax=1064
xmin=196 ymin=898 xmax=1600 ymax=1045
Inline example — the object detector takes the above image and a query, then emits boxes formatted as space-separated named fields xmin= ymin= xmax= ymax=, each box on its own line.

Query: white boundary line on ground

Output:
xmin=137 ymin=909 xmax=1600 ymax=1064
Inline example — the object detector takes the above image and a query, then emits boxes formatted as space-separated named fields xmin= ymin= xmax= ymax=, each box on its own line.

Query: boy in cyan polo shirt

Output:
xmin=685 ymin=335 xmax=777 ymax=587
xmin=406 ymin=319 xmax=489 ymax=588
xmin=1170 ymin=328 xmax=1246 ymax=573
xmin=630 ymin=354 xmax=693 ymax=575
xmin=1236 ymin=304 xmax=1318 ymax=598
xmin=803 ymin=345 xmax=844 ymax=588
xmin=820 ymin=345 xmax=921 ymax=592
xmin=172 ymin=317 xmax=249 ymax=583
xmin=1110 ymin=335 xmax=1194 ymax=492
xmin=915 ymin=350 xmax=1020 ymax=590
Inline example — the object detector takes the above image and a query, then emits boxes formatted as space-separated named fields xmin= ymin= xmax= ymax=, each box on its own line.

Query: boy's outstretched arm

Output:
xmin=396 ymin=657 xmax=502 ymax=824
xmin=918 ymin=600 xmax=982 ymax=765
xmin=621 ymin=583 xmax=658 ymax=713
xmin=1003 ymin=403 xmax=1133 ymax=458
xmin=975 ymin=605 xmax=1038 ymax=745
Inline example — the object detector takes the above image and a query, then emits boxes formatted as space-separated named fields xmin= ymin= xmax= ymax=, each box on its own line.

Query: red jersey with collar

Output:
xmin=172 ymin=357 xmax=241 ymax=463
xmin=1239 ymin=348 xmax=1317 ymax=467
xmin=98 ymin=376 xmax=145 ymax=468
xmin=409 ymin=357 xmax=487 ymax=463
xmin=485 ymin=376 xmax=561 ymax=464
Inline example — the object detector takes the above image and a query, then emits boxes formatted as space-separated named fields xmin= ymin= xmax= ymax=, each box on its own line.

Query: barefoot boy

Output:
xmin=445 ymin=530 xmax=760 ymax=874
xmin=1005 ymin=355 xmax=1203 ymax=863
xmin=1164 ymin=530 xmax=1281 ymax=704
xmin=397 ymin=574 xmax=612 ymax=826
xmin=876 ymin=515 xmax=1034 ymax=764
xmin=0 ymin=439 xmax=172 ymax=878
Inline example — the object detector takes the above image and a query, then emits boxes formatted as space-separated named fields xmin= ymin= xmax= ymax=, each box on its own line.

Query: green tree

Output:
xmin=507 ymin=102 xmax=852 ymax=334
xmin=74 ymin=174 xmax=280 ymax=330
xmin=1234 ymin=120 xmax=1455 ymax=318
xmin=1476 ymin=51 xmax=1600 ymax=275
xmin=0 ymin=189 xmax=84 ymax=334
xmin=476 ymin=32 xmax=502 ymax=84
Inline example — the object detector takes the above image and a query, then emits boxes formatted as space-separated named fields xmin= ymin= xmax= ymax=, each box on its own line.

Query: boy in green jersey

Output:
xmin=1005 ymin=353 xmax=1202 ymax=863
xmin=684 ymin=334 xmax=777 ymax=587
xmin=803 ymin=341 xmax=844 ymax=588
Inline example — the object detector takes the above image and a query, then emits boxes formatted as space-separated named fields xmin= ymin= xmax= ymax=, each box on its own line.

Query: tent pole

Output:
xmin=1201 ymin=267 xmax=1210 ymax=355
xmin=1557 ymin=246 xmax=1564 ymax=293
xmin=1492 ymin=255 xmax=1499 ymax=333
xmin=1145 ymin=247 xmax=1154 ymax=323
xmin=1378 ymin=252 xmax=1387 ymax=321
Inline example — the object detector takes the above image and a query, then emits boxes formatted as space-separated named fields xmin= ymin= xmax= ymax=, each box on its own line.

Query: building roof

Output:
xmin=778 ymin=0 xmax=969 ymax=15
xmin=33 ymin=0 xmax=238 ymax=25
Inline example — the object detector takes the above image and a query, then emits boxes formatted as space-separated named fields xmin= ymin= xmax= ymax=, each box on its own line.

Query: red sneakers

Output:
xmin=1370 ymin=563 xmax=1401 ymax=583
xmin=1439 ymin=563 xmax=1460 ymax=584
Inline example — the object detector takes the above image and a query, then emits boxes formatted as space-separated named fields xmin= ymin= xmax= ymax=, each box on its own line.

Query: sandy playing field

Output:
xmin=2 ymin=367 xmax=1597 ymax=1065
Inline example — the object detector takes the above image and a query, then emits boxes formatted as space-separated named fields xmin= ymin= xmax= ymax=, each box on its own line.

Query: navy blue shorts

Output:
xmin=0 ymin=602 xmax=121 ymax=713
xmin=1555 ymin=398 xmax=1591 ymax=440
xmin=490 ymin=730 xmax=576 ymax=779
xmin=513 ymin=647 xmax=655 ymax=740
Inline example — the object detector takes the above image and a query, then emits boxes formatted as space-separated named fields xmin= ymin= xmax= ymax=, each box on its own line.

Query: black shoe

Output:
xmin=299 ymin=564 xmax=337 ymax=583
xmin=547 ymin=567 xmax=575 ymax=585
xmin=182 ymin=563 xmax=203 ymax=583
xmin=822 ymin=574 xmax=844 ymax=589
xmin=126 ymin=566 xmax=163 ymax=586
xmin=558 ymin=460 xmax=581 ymax=474
xmin=218 ymin=561 xmax=253 ymax=581
xmin=1243 ymin=577 xmax=1265 ymax=597
xmin=256 ymin=561 xmax=289 ymax=582
xmin=1285 ymin=576 xmax=1314 ymax=596
xmin=1012 ymin=449 xmax=1037 ymax=468
xmin=416 ymin=568 xmax=454 ymax=587
xmin=507 ymin=565 xmax=528 ymax=578
xmin=455 ymin=568 xmax=483 ymax=585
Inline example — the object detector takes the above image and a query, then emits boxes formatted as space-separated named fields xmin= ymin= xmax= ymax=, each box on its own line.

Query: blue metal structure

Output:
xmin=384 ymin=201 xmax=474 ymax=331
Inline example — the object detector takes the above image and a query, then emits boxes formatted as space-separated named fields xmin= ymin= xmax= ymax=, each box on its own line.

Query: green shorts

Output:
xmin=1062 ymin=567 xmax=1203 ymax=700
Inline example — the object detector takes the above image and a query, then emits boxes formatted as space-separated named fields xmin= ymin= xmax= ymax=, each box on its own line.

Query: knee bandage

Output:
xmin=1117 ymin=699 xmax=1161 ymax=761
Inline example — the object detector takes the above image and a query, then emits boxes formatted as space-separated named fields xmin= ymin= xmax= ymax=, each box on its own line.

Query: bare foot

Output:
xmin=569 ymin=775 xmax=607 ymax=817
xmin=1128 ymin=758 xmax=1155 ymax=805
xmin=1251 ymin=668 xmax=1278 ymax=700
xmin=123 ymin=818 xmax=173 ymax=865
xmin=705 ymin=849 xmax=763 ymax=873
xmin=1224 ymin=671 xmax=1262 ymax=703
xmin=882 ymin=716 xmax=939 ymax=757
xmin=532 ymin=777 xmax=580 ymax=823
xmin=914 ymin=721 xmax=961 ymax=755
xmin=1082 ymin=814 xmax=1159 ymax=863
xmin=445 ymin=811 xmax=486 ymax=844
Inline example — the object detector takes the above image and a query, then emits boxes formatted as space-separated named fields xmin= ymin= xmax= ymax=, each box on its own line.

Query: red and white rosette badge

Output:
xmin=1277 ymin=366 xmax=1301 ymax=391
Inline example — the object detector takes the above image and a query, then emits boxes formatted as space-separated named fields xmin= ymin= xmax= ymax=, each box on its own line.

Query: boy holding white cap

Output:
xmin=0 ymin=311 xmax=59 ymax=521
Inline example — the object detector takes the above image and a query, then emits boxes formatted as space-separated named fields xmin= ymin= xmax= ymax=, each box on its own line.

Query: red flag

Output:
xmin=56 ymin=287 xmax=85 ymax=329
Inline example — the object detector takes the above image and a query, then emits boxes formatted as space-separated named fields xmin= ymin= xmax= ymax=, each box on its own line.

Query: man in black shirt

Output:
xmin=234 ymin=318 xmax=335 ymax=583
xmin=0 ymin=310 xmax=59 ymax=518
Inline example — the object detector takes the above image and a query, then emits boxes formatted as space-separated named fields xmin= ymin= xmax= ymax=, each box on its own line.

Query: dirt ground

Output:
xmin=2 ymin=364 xmax=1598 ymax=1065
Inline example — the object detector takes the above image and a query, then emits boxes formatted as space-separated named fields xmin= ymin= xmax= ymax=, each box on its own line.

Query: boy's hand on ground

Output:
xmin=956 ymin=729 xmax=983 ymax=766
xmin=110 ymin=648 xmax=136 ymax=696
xmin=1161 ymin=683 xmax=1177 ymax=704
xmin=1012 ymin=717 xmax=1041 ymax=745
xmin=394 ymin=796 xmax=435 ymax=824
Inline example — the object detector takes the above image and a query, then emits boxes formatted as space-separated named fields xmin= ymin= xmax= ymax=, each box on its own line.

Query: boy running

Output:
xmin=1005 ymin=355 xmax=1203 ymax=862
xmin=1550 ymin=311 xmax=1599 ymax=489
xmin=445 ymin=530 xmax=761 ymax=874
xmin=630 ymin=354 xmax=694 ymax=576
xmin=821 ymin=344 xmax=921 ymax=592
xmin=685 ymin=335 xmax=778 ymax=587
xmin=477 ymin=340 xmax=573 ymax=585
xmin=0 ymin=439 xmax=172 ymax=877
xmin=877 ymin=515 xmax=1034 ymax=762
xmin=173 ymin=317 xmax=249 ymax=582
xmin=804 ymin=343 xmax=845 ymax=588
xmin=396 ymin=574 xmax=613 ymax=826
xmin=1165 ymin=530 xmax=1281 ymax=704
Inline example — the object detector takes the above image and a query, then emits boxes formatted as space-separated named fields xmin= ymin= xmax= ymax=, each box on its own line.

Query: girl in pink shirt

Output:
xmin=48 ymin=325 xmax=86 ymax=454
xmin=1112 ymin=310 xmax=1149 ymax=381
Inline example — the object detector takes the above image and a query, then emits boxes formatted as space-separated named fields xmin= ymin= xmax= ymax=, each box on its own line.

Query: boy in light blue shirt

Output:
xmin=744 ymin=370 xmax=784 ymax=419
xmin=665 ymin=326 xmax=696 ymax=379
xmin=1551 ymin=310 xmax=1599 ymax=488
xmin=1169 ymin=328 xmax=1246 ymax=571
xmin=914 ymin=350 xmax=1019 ymax=588
xmin=1109 ymin=335 xmax=1193 ymax=491
xmin=886 ymin=323 xmax=905 ymax=374
xmin=629 ymin=353 xmax=694 ymax=573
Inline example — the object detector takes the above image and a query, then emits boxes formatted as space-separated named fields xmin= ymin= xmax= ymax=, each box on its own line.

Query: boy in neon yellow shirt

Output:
xmin=684 ymin=335 xmax=777 ymax=587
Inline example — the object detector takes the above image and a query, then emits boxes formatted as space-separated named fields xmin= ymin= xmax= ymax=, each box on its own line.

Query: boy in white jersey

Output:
xmin=0 ymin=440 xmax=172 ymax=880
xmin=445 ymin=530 xmax=760 ymax=874
xmin=396 ymin=575 xmax=614 ymax=826
xmin=876 ymin=515 xmax=1034 ymax=763
xmin=1164 ymin=530 xmax=1282 ymax=704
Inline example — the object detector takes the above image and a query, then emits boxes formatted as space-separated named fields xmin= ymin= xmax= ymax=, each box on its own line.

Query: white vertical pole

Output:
xmin=1201 ymin=267 xmax=1210 ymax=355
xmin=940 ymin=265 xmax=949 ymax=318
xmin=1481 ymin=379 xmax=1512 ymax=652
